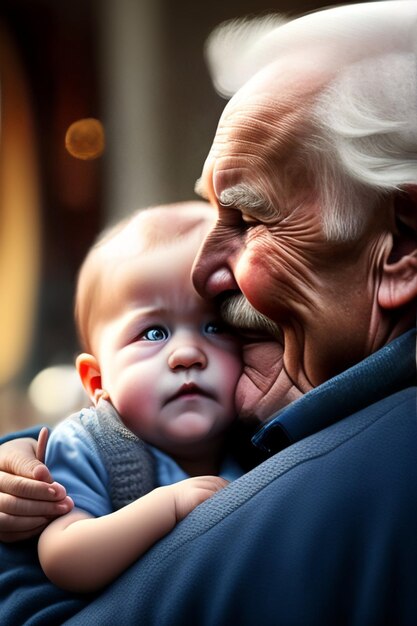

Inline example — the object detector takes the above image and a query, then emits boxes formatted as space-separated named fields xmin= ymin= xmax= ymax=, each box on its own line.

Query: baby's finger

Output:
xmin=190 ymin=476 xmax=229 ymax=491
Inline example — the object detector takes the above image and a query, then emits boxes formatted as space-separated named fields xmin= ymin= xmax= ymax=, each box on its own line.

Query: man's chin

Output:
xmin=233 ymin=333 xmax=302 ymax=423
xmin=235 ymin=379 xmax=261 ymax=422
xmin=235 ymin=372 xmax=279 ymax=423
xmin=235 ymin=371 xmax=301 ymax=423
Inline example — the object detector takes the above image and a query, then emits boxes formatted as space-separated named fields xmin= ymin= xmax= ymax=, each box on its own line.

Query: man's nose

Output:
xmin=192 ymin=231 xmax=239 ymax=299
xmin=168 ymin=344 xmax=208 ymax=370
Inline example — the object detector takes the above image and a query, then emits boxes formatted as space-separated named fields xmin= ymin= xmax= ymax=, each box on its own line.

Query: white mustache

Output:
xmin=220 ymin=293 xmax=281 ymax=339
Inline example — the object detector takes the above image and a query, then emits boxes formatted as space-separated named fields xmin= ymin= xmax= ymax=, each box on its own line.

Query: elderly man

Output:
xmin=1 ymin=2 xmax=416 ymax=624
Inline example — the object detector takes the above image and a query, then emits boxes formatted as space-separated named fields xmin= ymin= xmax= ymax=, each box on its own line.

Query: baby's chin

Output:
xmin=164 ymin=410 xmax=226 ymax=442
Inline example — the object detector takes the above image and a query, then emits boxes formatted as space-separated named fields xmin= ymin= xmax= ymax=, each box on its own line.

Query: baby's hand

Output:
xmin=171 ymin=476 xmax=228 ymax=522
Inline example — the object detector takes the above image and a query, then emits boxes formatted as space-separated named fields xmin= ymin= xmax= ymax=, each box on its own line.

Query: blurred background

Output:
xmin=0 ymin=0 xmax=359 ymax=435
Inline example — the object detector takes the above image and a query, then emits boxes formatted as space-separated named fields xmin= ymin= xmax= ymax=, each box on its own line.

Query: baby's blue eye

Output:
xmin=142 ymin=327 xmax=169 ymax=341
xmin=204 ymin=321 xmax=224 ymax=335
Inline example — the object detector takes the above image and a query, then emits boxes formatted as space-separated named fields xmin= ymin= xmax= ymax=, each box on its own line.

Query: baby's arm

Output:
xmin=38 ymin=475 xmax=227 ymax=593
xmin=0 ymin=432 xmax=73 ymax=542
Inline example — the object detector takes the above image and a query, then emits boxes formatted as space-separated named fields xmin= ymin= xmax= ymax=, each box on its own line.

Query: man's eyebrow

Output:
xmin=218 ymin=185 xmax=263 ymax=208
xmin=194 ymin=178 xmax=208 ymax=200
xmin=218 ymin=184 xmax=280 ymax=221
xmin=219 ymin=184 xmax=271 ymax=211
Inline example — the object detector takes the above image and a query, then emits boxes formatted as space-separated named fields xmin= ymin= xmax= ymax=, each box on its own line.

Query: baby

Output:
xmin=37 ymin=201 xmax=243 ymax=592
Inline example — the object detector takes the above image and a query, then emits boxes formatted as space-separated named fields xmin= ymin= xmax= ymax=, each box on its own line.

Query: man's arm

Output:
xmin=38 ymin=475 xmax=227 ymax=593
xmin=0 ymin=433 xmax=73 ymax=542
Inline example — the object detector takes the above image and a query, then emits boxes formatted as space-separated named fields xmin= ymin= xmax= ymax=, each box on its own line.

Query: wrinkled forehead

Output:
xmin=201 ymin=54 xmax=330 ymax=202
xmin=201 ymin=0 xmax=415 ymax=203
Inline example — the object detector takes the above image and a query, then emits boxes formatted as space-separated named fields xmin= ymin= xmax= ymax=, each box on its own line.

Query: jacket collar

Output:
xmin=252 ymin=330 xmax=416 ymax=455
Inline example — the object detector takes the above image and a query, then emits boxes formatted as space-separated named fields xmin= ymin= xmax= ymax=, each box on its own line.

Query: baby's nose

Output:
xmin=168 ymin=345 xmax=207 ymax=370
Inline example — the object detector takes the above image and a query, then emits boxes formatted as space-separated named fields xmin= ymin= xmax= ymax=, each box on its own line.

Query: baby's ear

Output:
xmin=378 ymin=187 xmax=417 ymax=310
xmin=76 ymin=353 xmax=103 ymax=405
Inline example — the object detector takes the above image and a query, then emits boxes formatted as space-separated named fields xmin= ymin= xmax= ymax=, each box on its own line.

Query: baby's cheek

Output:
xmin=115 ymin=400 xmax=150 ymax=439
xmin=108 ymin=378 xmax=152 ymax=434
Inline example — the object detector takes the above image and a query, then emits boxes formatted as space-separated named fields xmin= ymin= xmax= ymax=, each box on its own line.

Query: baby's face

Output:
xmin=93 ymin=229 xmax=242 ymax=457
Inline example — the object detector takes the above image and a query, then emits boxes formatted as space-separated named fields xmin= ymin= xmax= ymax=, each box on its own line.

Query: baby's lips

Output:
xmin=165 ymin=383 xmax=215 ymax=405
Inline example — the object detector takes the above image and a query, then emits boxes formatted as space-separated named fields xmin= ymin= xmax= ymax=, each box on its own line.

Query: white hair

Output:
xmin=204 ymin=14 xmax=289 ymax=98
xmin=206 ymin=1 xmax=417 ymax=240
xmin=310 ymin=50 xmax=417 ymax=239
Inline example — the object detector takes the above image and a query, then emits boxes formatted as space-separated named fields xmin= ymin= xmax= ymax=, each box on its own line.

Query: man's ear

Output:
xmin=378 ymin=187 xmax=417 ymax=310
xmin=76 ymin=353 xmax=104 ymax=405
